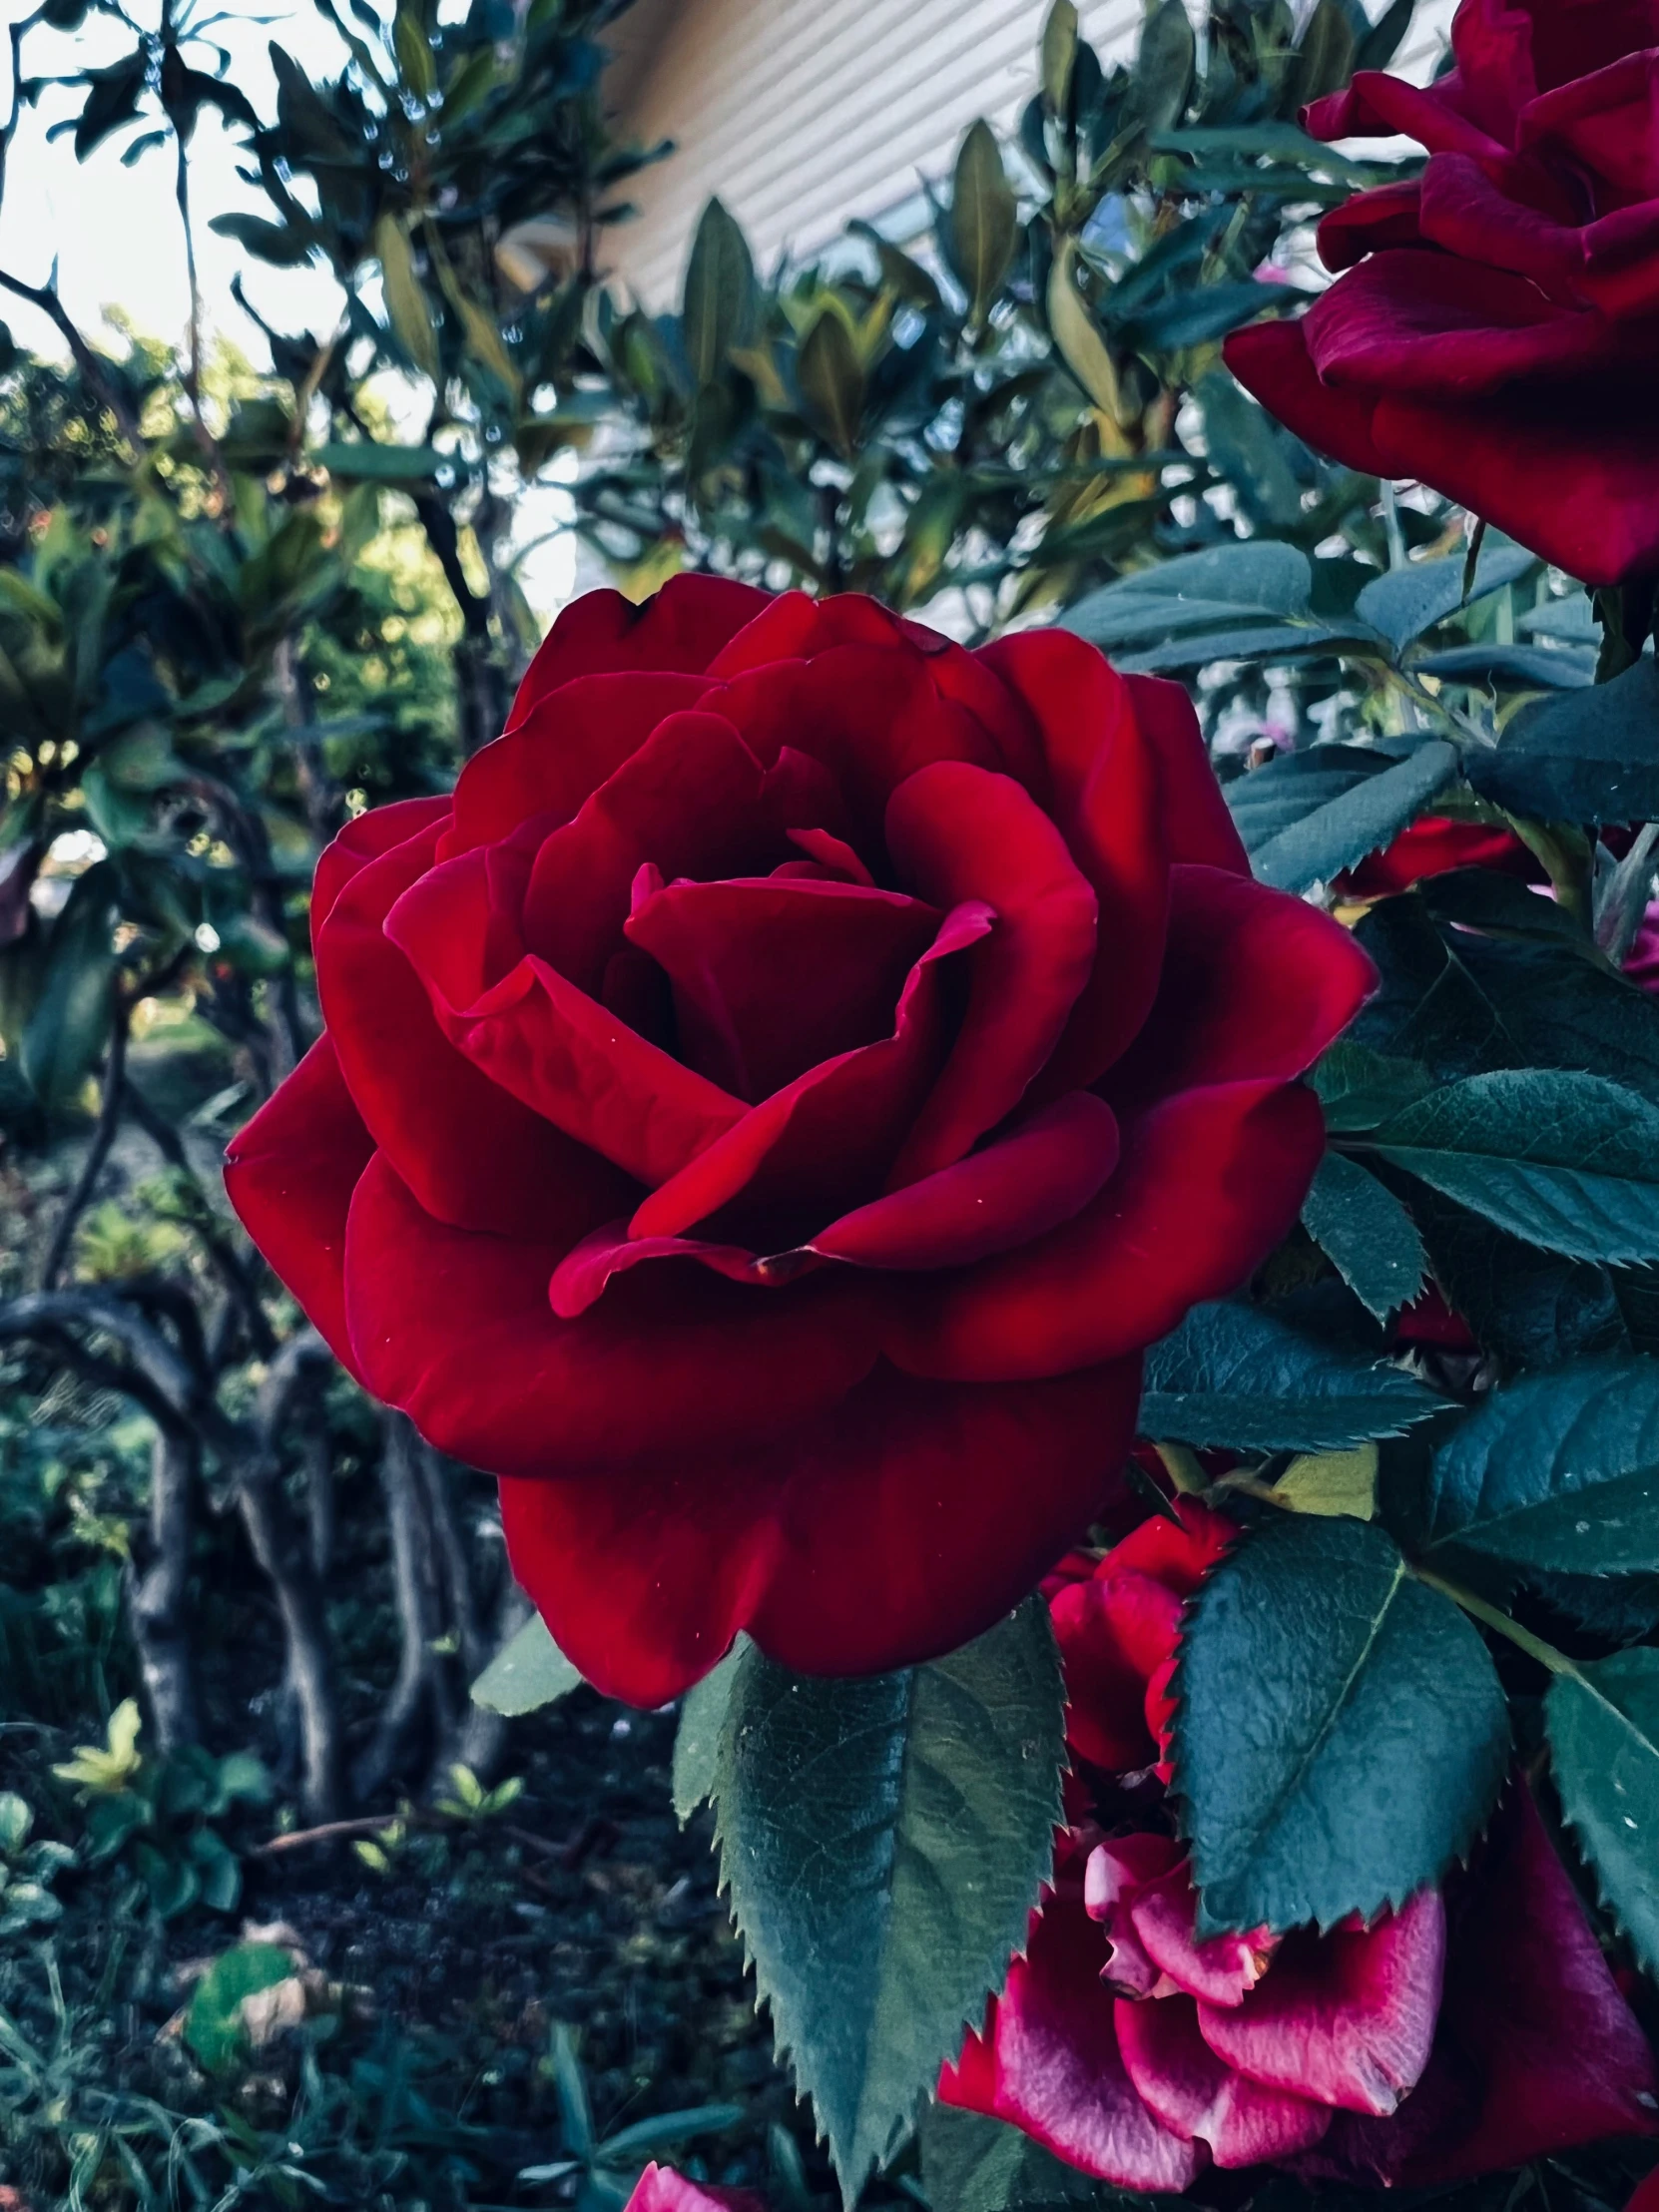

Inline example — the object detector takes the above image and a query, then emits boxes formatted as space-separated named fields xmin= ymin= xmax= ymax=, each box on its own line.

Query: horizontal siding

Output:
xmin=606 ymin=0 xmax=1144 ymax=305
xmin=605 ymin=0 xmax=1456 ymax=307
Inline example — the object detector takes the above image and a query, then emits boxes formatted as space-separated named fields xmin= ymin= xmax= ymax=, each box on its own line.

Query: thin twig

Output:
xmin=0 ymin=268 xmax=148 ymax=452
xmin=39 ymin=1000 xmax=128 ymax=1291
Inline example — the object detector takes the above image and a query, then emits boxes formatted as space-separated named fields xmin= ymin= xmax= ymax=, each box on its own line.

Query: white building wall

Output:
xmin=602 ymin=0 xmax=1456 ymax=308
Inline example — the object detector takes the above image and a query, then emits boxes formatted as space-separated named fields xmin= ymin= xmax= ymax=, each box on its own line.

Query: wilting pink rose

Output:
xmin=940 ymin=1501 xmax=1658 ymax=2186
xmin=225 ymin=578 xmax=1372 ymax=1704
xmin=1225 ymin=0 xmax=1659 ymax=586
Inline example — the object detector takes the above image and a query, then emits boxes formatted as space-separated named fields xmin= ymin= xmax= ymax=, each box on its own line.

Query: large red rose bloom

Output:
xmin=225 ymin=579 xmax=1371 ymax=1702
xmin=1224 ymin=0 xmax=1659 ymax=586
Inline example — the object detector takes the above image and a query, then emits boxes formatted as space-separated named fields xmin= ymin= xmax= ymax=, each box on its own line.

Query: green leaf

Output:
xmin=1062 ymin=541 xmax=1313 ymax=649
xmin=1118 ymin=620 xmax=1365 ymax=673
xmin=1047 ymin=235 xmax=1123 ymax=421
xmin=1370 ymin=1069 xmax=1659 ymax=1265
xmin=1546 ymin=1647 xmax=1659 ymax=1975
xmin=184 ymin=1941 xmax=293 ymax=2072
xmin=1355 ymin=0 xmax=1415 ymax=71
xmin=917 ymin=2103 xmax=1097 ymax=2212
xmin=797 ymin=311 xmax=864 ymax=457
xmin=1127 ymin=0 xmax=1196 ymax=135
xmin=21 ymin=862 xmax=117 ymax=1111
xmin=1355 ymin=543 xmax=1535 ymax=657
xmin=1413 ymin=643 xmax=1594 ymax=691
xmin=672 ymin=1639 xmax=744 ymax=1822
xmin=1140 ymin=1299 xmax=1448 ymax=1451
xmin=1312 ymin=1039 xmax=1436 ymax=1133
xmin=682 ymin=198 xmax=756 ymax=387
xmin=949 ymin=121 xmax=1018 ymax=322
xmin=469 ymin=1610 xmax=583 ymax=1716
xmin=1040 ymin=0 xmax=1079 ymax=113
xmin=1291 ymin=0 xmax=1358 ymax=103
xmin=1425 ymin=1358 xmax=1659 ymax=1578
xmin=373 ymin=211 xmax=440 ymax=381
xmin=1464 ymin=655 xmax=1659 ymax=827
xmin=392 ymin=3 xmax=436 ymax=99
xmin=1174 ymin=1514 xmax=1510 ymax=1934
xmin=1239 ymin=739 xmax=1458 ymax=894
xmin=707 ymin=1602 xmax=1065 ymax=2203
xmin=1301 ymin=1150 xmax=1426 ymax=1322
xmin=311 ymin=439 xmax=449 ymax=482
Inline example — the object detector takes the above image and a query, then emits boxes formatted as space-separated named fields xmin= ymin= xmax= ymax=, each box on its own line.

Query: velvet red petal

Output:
xmin=889 ymin=1081 xmax=1329 ymax=1381
xmin=1123 ymin=676 xmax=1252 ymax=874
xmin=1198 ymin=1890 xmax=1444 ymax=2117
xmin=1405 ymin=1785 xmax=1658 ymax=2181
xmin=1115 ymin=1995 xmax=1332 ymax=2165
xmin=1086 ymin=1835 xmax=1187 ymax=1998
xmin=505 ymin=574 xmax=768 ymax=729
xmin=1368 ymin=381 xmax=1659 ymax=587
xmin=500 ymin=1357 xmax=1141 ymax=1702
xmin=343 ymin=1152 xmax=884 ymax=1481
xmin=630 ymin=901 xmax=989 ymax=1243
xmin=624 ymin=875 xmax=940 ymax=1102
xmin=939 ymin=1884 xmax=1207 ymax=2190
xmin=520 ymin=710 xmax=779 ymax=992
xmin=1106 ymin=864 xmax=1376 ymax=1116
xmin=223 ymin=1035 xmax=373 ymax=1382
xmin=310 ymin=794 xmax=452 ymax=947
xmin=1318 ymin=180 xmax=1425 ymax=273
xmin=809 ymin=1094 xmax=1119 ymax=1271
xmin=442 ymin=672 xmax=713 ymax=857
xmin=1051 ymin=1569 xmax=1182 ymax=1771
xmin=977 ymin=632 xmax=1170 ymax=1094
xmin=1106 ymin=1498 xmax=1238 ymax=1596
xmin=885 ymin=762 xmax=1099 ymax=1182
xmin=1223 ymin=319 xmax=1395 ymax=478
xmin=316 ymin=822 xmax=618 ymax=1243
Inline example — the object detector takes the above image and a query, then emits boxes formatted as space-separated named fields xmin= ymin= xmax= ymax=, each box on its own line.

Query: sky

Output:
xmin=0 ymin=0 xmax=580 ymax=614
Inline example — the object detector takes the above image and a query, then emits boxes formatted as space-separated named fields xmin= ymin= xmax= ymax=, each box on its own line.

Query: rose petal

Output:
xmin=939 ymin=1884 xmax=1207 ymax=2190
xmin=1223 ymin=319 xmax=1395 ymax=479
xmin=343 ymin=1152 xmax=884 ymax=1480
xmin=884 ymin=762 xmax=1099 ymax=1183
xmin=624 ymin=875 xmax=941 ymax=1101
xmin=442 ymin=672 xmax=713 ymax=857
xmin=1123 ymin=676 xmax=1253 ymax=873
xmin=311 ymin=795 xmax=452 ymax=945
xmin=808 ymin=1094 xmax=1120 ymax=1271
xmin=224 ymin=1035 xmax=373 ymax=1381
xmin=624 ymin=2163 xmax=765 ymax=2212
xmin=505 ymin=573 xmax=768 ymax=729
xmin=1084 ymin=1835 xmax=1186 ymax=1997
xmin=1116 ymin=1994 xmax=1332 ymax=2165
xmin=1130 ymin=1861 xmax=1278 ymax=2007
xmin=317 ymin=821 xmax=623 ymax=1242
xmin=1105 ymin=1497 xmax=1238 ymax=1597
xmin=520 ymin=710 xmax=780 ymax=992
xmin=1198 ymin=1890 xmax=1445 ymax=2116
xmin=1051 ymin=1569 xmax=1183 ymax=1771
xmin=1106 ymin=863 xmax=1377 ymax=1115
xmin=1318 ymin=180 xmax=1425 ymax=273
xmin=1303 ymin=71 xmax=1510 ymax=158
xmin=1303 ymin=253 xmax=1626 ymax=395
xmin=500 ymin=1357 xmax=1141 ymax=1702
xmin=976 ymin=632 xmax=1170 ymax=1093
xmin=889 ymin=1080 xmax=1330 ymax=1380
xmin=630 ymin=900 xmax=991 ymax=1244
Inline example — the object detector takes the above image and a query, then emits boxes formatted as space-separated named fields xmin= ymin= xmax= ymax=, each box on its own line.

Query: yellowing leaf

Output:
xmin=1047 ymin=235 xmax=1123 ymax=424
xmin=1274 ymin=1443 xmax=1379 ymax=1520
xmin=373 ymin=213 xmax=439 ymax=382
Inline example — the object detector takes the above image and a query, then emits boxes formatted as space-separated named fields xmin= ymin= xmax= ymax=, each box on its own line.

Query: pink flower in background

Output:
xmin=940 ymin=1502 xmax=1658 ymax=2187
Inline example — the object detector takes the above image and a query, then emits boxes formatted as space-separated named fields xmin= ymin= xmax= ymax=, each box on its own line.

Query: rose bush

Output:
xmin=940 ymin=1500 xmax=1659 ymax=2187
xmin=224 ymin=576 xmax=1371 ymax=1703
xmin=1223 ymin=0 xmax=1659 ymax=585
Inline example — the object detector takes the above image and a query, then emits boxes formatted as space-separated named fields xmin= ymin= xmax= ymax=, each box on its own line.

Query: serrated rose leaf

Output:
xmin=1174 ymin=1514 xmax=1509 ymax=1936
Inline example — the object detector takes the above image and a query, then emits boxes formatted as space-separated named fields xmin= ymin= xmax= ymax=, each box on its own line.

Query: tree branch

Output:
xmin=39 ymin=1001 xmax=128 ymax=1291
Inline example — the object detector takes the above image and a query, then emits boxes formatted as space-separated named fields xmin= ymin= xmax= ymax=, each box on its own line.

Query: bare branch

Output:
xmin=39 ymin=1002 xmax=127 ymax=1291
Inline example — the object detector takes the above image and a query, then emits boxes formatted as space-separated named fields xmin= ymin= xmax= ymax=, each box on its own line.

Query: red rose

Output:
xmin=1223 ymin=0 xmax=1659 ymax=586
xmin=622 ymin=2169 xmax=763 ymax=2212
xmin=941 ymin=1502 xmax=1659 ymax=2186
xmin=225 ymin=579 xmax=1370 ymax=1702
xmin=1336 ymin=816 xmax=1536 ymax=900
